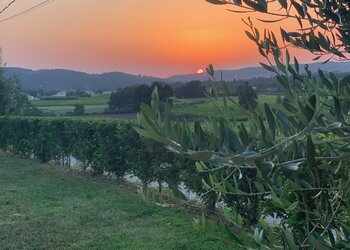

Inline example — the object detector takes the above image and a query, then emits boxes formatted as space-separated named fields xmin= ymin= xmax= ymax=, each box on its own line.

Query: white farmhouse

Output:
xmin=85 ymin=90 xmax=97 ymax=97
xmin=26 ymin=94 xmax=39 ymax=101
xmin=54 ymin=91 xmax=67 ymax=97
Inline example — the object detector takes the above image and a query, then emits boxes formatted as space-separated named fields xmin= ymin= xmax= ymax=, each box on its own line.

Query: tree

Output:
xmin=108 ymin=87 xmax=135 ymax=112
xmin=151 ymin=82 xmax=174 ymax=102
xmin=133 ymin=84 xmax=152 ymax=111
xmin=73 ymin=104 xmax=85 ymax=115
xmin=236 ymin=82 xmax=258 ymax=109
xmin=108 ymin=83 xmax=174 ymax=113
xmin=174 ymin=81 xmax=205 ymax=98
xmin=137 ymin=1 xmax=350 ymax=248
xmin=0 ymin=67 xmax=32 ymax=115
xmin=206 ymin=0 xmax=350 ymax=62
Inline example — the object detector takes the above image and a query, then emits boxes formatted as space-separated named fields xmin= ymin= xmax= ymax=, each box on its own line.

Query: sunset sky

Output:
xmin=0 ymin=0 xmax=315 ymax=77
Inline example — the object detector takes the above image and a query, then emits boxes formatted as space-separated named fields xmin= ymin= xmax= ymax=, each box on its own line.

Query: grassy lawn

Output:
xmin=0 ymin=156 xmax=237 ymax=250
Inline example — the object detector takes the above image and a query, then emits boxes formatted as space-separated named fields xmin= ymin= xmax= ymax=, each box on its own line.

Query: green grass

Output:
xmin=0 ymin=156 xmax=238 ymax=249
xmin=38 ymin=105 xmax=107 ymax=114
xmin=32 ymin=95 xmax=110 ymax=107
xmin=31 ymin=94 xmax=280 ymax=118
xmin=172 ymin=95 xmax=280 ymax=119
xmin=31 ymin=95 xmax=110 ymax=115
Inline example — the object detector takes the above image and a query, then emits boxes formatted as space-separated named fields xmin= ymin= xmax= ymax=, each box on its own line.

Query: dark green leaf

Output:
xmin=245 ymin=31 xmax=256 ymax=42
xmin=205 ymin=0 xmax=228 ymax=4
xmin=306 ymin=135 xmax=316 ymax=168
xmin=286 ymin=201 xmax=299 ymax=212
xmin=308 ymin=232 xmax=332 ymax=250
xmin=318 ymin=70 xmax=334 ymax=91
xmin=333 ymin=96 xmax=343 ymax=122
xmin=260 ymin=62 xmax=275 ymax=72
xmin=281 ymin=230 xmax=298 ymax=250
xmin=305 ymin=95 xmax=316 ymax=122
xmin=264 ymin=103 xmax=276 ymax=139
xmin=294 ymin=57 xmax=299 ymax=73
xmin=283 ymin=101 xmax=298 ymax=113
xmin=243 ymin=0 xmax=267 ymax=12
xmin=278 ymin=0 xmax=287 ymax=9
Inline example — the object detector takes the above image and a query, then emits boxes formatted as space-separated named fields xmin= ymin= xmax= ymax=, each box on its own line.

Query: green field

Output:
xmin=31 ymin=95 xmax=109 ymax=115
xmin=172 ymin=95 xmax=280 ymax=119
xmin=0 ymin=156 xmax=239 ymax=249
xmin=32 ymin=95 xmax=110 ymax=106
xmin=38 ymin=104 xmax=108 ymax=114
xmin=31 ymin=94 xmax=280 ymax=118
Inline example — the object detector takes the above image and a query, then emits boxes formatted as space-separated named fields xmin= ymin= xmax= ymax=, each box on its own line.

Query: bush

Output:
xmin=73 ymin=104 xmax=85 ymax=115
xmin=0 ymin=116 xmax=193 ymax=197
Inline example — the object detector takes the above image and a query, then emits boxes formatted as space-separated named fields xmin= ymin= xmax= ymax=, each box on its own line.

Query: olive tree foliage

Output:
xmin=207 ymin=0 xmax=350 ymax=62
xmin=237 ymin=82 xmax=258 ymax=109
xmin=136 ymin=0 xmax=350 ymax=248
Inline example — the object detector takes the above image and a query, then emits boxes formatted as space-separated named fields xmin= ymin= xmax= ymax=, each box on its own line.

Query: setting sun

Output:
xmin=197 ymin=69 xmax=204 ymax=74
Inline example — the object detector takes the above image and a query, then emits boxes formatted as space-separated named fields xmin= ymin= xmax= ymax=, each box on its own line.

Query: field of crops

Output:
xmin=31 ymin=95 xmax=109 ymax=114
xmin=172 ymin=95 xmax=280 ymax=119
xmin=31 ymin=94 xmax=280 ymax=118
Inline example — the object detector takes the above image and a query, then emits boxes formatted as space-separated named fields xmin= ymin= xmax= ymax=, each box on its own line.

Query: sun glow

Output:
xmin=197 ymin=69 xmax=204 ymax=74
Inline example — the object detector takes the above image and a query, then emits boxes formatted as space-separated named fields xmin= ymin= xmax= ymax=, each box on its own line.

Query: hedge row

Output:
xmin=0 ymin=117 xmax=131 ymax=173
xmin=0 ymin=116 xmax=204 ymax=198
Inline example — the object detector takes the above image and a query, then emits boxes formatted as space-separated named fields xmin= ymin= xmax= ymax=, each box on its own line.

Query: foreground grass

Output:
xmin=0 ymin=156 xmax=236 ymax=249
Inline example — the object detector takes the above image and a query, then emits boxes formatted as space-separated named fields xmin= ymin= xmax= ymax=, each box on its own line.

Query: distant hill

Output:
xmin=4 ymin=61 xmax=350 ymax=91
xmin=165 ymin=61 xmax=350 ymax=82
xmin=165 ymin=67 xmax=273 ymax=82
xmin=4 ymin=68 xmax=161 ymax=91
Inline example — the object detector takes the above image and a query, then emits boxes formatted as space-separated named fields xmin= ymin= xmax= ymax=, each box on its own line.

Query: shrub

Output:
xmin=0 ymin=116 xmax=195 ymax=198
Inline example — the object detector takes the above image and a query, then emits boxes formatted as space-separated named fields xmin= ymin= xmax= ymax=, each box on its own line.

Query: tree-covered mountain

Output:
xmin=4 ymin=68 xmax=161 ymax=91
xmin=4 ymin=61 xmax=350 ymax=91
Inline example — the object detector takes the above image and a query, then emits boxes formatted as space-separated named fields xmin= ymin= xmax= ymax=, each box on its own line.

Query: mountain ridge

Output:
xmin=4 ymin=61 xmax=350 ymax=91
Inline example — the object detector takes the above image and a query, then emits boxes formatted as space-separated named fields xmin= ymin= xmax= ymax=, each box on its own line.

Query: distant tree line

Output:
xmin=107 ymin=82 xmax=174 ymax=113
xmin=107 ymin=79 xmax=263 ymax=113
xmin=173 ymin=80 xmax=206 ymax=98
xmin=66 ymin=89 xmax=91 ymax=98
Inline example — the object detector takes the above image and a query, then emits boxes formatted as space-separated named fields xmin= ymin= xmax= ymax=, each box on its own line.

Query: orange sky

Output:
xmin=0 ymin=0 xmax=315 ymax=77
